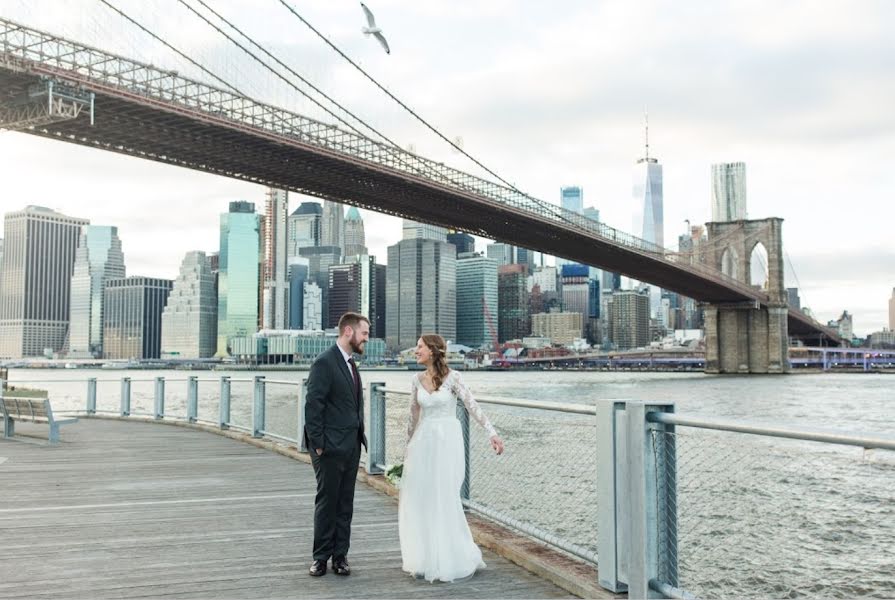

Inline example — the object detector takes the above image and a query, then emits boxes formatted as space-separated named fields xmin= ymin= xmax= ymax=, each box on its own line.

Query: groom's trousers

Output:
xmin=310 ymin=443 xmax=361 ymax=561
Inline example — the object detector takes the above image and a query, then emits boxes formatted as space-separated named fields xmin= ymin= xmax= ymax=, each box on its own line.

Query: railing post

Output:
xmin=596 ymin=401 xmax=628 ymax=593
xmin=219 ymin=376 xmax=230 ymax=430
xmin=298 ymin=378 xmax=307 ymax=452
xmin=457 ymin=398 xmax=471 ymax=501
xmin=87 ymin=378 xmax=96 ymax=414
xmin=366 ymin=382 xmax=386 ymax=474
xmin=252 ymin=375 xmax=265 ymax=438
xmin=625 ymin=401 xmax=676 ymax=599
xmin=187 ymin=376 xmax=198 ymax=423
xmin=154 ymin=376 xmax=165 ymax=419
xmin=1 ymin=379 xmax=11 ymax=439
xmin=120 ymin=377 xmax=131 ymax=417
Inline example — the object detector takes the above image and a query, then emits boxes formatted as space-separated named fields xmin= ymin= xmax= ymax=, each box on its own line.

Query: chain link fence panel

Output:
xmin=652 ymin=428 xmax=895 ymax=599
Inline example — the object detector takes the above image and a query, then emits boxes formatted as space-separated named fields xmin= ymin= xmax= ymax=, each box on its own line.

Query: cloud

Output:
xmin=1 ymin=0 xmax=893 ymax=336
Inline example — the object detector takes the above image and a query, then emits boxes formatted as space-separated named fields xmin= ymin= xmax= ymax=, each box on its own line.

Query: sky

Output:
xmin=1 ymin=0 xmax=893 ymax=335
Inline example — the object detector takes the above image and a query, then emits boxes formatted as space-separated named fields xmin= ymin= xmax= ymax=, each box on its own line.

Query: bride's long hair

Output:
xmin=421 ymin=334 xmax=450 ymax=391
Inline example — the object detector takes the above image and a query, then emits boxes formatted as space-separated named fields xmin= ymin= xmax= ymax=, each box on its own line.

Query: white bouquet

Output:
xmin=385 ymin=463 xmax=403 ymax=488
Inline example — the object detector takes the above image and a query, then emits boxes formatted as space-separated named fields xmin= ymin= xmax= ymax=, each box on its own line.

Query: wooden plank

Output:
xmin=0 ymin=420 xmax=575 ymax=599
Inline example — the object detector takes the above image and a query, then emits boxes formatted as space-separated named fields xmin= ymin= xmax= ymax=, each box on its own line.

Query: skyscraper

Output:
xmin=529 ymin=266 xmax=562 ymax=317
xmin=343 ymin=207 xmax=368 ymax=258
xmin=711 ymin=162 xmax=747 ymax=222
xmin=486 ymin=242 xmax=514 ymax=266
xmin=889 ymin=288 xmax=895 ymax=330
xmin=530 ymin=266 xmax=559 ymax=294
xmin=633 ymin=118 xmax=664 ymax=248
xmin=561 ymin=264 xmax=590 ymax=337
xmin=561 ymin=186 xmax=584 ymax=214
xmin=447 ymin=230 xmax=475 ymax=255
xmin=288 ymin=258 xmax=309 ymax=329
xmin=786 ymin=288 xmax=801 ymax=311
xmin=68 ymin=226 xmax=126 ymax=358
xmin=288 ymin=202 xmax=322 ymax=258
xmin=609 ymin=289 xmax=650 ymax=350
xmin=217 ymin=201 xmax=260 ymax=357
xmin=403 ymin=219 xmax=448 ymax=242
xmin=633 ymin=115 xmax=664 ymax=317
xmin=831 ymin=310 xmax=854 ymax=340
xmin=514 ymin=247 xmax=537 ymax=272
xmin=261 ymin=188 xmax=289 ymax=330
xmin=582 ymin=206 xmax=604 ymax=283
xmin=456 ymin=252 xmax=498 ymax=349
xmin=327 ymin=256 xmax=386 ymax=338
xmin=103 ymin=276 xmax=173 ymax=359
xmin=531 ymin=311 xmax=583 ymax=346
xmin=498 ymin=264 xmax=530 ymax=343
xmin=556 ymin=187 xmax=585 ymax=269
xmin=161 ymin=251 xmax=217 ymax=358
xmin=386 ymin=237 xmax=456 ymax=352
xmin=0 ymin=206 xmax=89 ymax=358
xmin=321 ymin=200 xmax=345 ymax=251
xmin=299 ymin=245 xmax=342 ymax=329
xmin=303 ymin=281 xmax=322 ymax=330
xmin=583 ymin=206 xmax=600 ymax=222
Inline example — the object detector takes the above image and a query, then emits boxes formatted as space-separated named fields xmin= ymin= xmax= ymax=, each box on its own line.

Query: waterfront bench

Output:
xmin=0 ymin=395 xmax=78 ymax=444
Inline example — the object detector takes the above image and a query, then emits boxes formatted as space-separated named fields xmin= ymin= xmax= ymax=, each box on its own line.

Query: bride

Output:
xmin=398 ymin=334 xmax=505 ymax=582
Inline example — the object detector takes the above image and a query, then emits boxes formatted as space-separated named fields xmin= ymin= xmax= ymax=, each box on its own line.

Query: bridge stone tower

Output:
xmin=702 ymin=218 xmax=789 ymax=374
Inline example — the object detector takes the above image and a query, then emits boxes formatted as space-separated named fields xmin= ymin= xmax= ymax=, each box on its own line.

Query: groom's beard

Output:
xmin=349 ymin=334 xmax=366 ymax=355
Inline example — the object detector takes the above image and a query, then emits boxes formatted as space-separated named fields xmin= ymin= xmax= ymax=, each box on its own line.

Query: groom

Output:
xmin=304 ymin=312 xmax=370 ymax=577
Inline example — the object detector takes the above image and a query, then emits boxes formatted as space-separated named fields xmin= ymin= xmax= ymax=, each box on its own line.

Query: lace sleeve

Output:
xmin=451 ymin=371 xmax=497 ymax=438
xmin=407 ymin=374 xmax=421 ymax=441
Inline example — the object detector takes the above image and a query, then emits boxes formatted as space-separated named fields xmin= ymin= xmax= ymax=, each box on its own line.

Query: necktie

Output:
xmin=348 ymin=357 xmax=360 ymax=398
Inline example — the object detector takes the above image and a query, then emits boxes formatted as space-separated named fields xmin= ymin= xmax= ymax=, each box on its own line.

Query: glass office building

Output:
xmin=711 ymin=162 xmax=747 ymax=222
xmin=68 ymin=225 xmax=126 ymax=358
xmin=103 ymin=276 xmax=173 ymax=359
xmin=456 ymin=253 xmax=498 ymax=349
xmin=386 ymin=238 xmax=456 ymax=352
xmin=216 ymin=201 xmax=260 ymax=356
xmin=0 ymin=206 xmax=89 ymax=358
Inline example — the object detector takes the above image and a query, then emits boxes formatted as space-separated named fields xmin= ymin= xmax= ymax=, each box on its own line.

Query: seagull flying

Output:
xmin=360 ymin=2 xmax=390 ymax=54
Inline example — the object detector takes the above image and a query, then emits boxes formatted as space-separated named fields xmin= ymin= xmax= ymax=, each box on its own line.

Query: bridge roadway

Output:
xmin=0 ymin=419 xmax=582 ymax=599
xmin=0 ymin=17 xmax=839 ymax=344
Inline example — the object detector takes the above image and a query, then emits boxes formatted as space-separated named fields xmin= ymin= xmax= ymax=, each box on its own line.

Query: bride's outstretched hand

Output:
xmin=490 ymin=435 xmax=504 ymax=455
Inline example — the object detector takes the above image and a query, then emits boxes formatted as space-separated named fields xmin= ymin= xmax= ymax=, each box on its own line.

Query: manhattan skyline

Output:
xmin=0 ymin=1 xmax=892 ymax=334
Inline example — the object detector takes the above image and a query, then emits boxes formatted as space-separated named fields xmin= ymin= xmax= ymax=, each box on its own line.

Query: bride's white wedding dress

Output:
xmin=399 ymin=369 xmax=497 ymax=582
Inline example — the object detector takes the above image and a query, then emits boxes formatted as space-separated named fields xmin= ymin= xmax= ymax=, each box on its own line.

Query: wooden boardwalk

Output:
xmin=0 ymin=420 xmax=574 ymax=599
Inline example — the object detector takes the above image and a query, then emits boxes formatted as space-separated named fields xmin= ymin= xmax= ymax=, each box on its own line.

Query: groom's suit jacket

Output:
xmin=304 ymin=344 xmax=368 ymax=458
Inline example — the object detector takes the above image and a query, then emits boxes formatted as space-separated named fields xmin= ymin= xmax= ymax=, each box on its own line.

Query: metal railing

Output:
xmin=6 ymin=375 xmax=891 ymax=599
xmin=596 ymin=402 xmax=895 ymax=599
xmin=2 ymin=375 xmax=305 ymax=444
xmin=366 ymin=384 xmax=601 ymax=564
xmin=650 ymin=413 xmax=895 ymax=599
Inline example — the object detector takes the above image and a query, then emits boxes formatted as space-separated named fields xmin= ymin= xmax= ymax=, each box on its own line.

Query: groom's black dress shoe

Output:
xmin=309 ymin=560 xmax=327 ymax=577
xmin=332 ymin=557 xmax=351 ymax=576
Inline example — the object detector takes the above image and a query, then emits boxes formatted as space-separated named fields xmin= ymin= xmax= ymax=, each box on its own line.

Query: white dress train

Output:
xmin=398 ymin=369 xmax=498 ymax=583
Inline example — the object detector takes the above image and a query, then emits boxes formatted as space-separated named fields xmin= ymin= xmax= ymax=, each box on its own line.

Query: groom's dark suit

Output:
xmin=304 ymin=344 xmax=368 ymax=563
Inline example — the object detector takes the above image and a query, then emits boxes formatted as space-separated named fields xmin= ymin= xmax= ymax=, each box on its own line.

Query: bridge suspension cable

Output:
xmin=275 ymin=0 xmax=537 ymax=199
xmin=102 ymin=0 xmax=677 ymax=259
xmin=99 ymin=0 xmax=424 ymax=178
xmin=142 ymin=0 xmax=483 ymax=191
xmin=97 ymin=0 xmax=247 ymax=97
xmin=180 ymin=0 xmax=398 ymax=148
xmin=78 ymin=3 xmax=738 ymax=278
